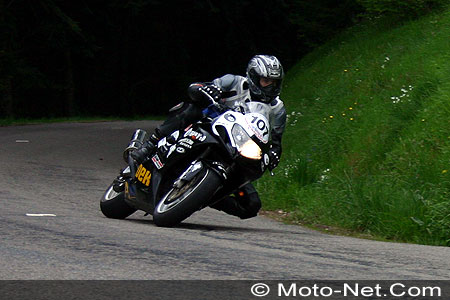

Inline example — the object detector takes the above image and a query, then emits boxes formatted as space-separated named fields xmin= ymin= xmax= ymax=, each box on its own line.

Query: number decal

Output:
xmin=247 ymin=113 xmax=270 ymax=143
xmin=251 ymin=115 xmax=269 ymax=137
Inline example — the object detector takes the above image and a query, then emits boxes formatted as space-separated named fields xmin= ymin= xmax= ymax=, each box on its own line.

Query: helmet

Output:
xmin=246 ymin=55 xmax=284 ymax=103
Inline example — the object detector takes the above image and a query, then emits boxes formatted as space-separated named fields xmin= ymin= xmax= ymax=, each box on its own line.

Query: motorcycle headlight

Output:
xmin=231 ymin=124 xmax=262 ymax=160
xmin=239 ymin=140 xmax=262 ymax=160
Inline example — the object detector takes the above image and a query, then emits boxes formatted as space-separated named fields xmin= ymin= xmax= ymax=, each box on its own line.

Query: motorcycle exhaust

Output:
xmin=123 ymin=129 xmax=148 ymax=163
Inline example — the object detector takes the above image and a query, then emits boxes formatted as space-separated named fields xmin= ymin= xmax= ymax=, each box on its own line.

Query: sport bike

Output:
xmin=100 ymin=102 xmax=274 ymax=227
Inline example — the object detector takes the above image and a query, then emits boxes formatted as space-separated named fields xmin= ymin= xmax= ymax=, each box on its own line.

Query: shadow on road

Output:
xmin=125 ymin=217 xmax=308 ymax=235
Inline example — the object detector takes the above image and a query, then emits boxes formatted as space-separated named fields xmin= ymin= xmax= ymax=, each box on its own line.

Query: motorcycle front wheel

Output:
xmin=100 ymin=184 xmax=137 ymax=219
xmin=153 ymin=167 xmax=222 ymax=227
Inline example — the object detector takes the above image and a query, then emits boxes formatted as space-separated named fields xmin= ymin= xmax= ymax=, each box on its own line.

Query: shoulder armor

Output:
xmin=214 ymin=74 xmax=236 ymax=91
xmin=269 ymin=97 xmax=287 ymax=132
xmin=270 ymin=97 xmax=284 ymax=110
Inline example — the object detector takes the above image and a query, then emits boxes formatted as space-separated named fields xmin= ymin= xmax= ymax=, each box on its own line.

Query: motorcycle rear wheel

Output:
xmin=153 ymin=167 xmax=221 ymax=227
xmin=100 ymin=184 xmax=137 ymax=219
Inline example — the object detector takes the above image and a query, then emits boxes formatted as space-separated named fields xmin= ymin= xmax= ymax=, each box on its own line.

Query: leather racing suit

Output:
xmin=154 ymin=74 xmax=287 ymax=219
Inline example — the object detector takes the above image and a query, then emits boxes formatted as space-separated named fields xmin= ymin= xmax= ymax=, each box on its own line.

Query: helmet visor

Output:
xmin=259 ymin=77 xmax=282 ymax=97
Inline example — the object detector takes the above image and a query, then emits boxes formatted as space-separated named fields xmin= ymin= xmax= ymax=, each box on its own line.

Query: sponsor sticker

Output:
xmin=224 ymin=113 xmax=236 ymax=122
xmin=176 ymin=147 xmax=186 ymax=154
xmin=178 ymin=138 xmax=194 ymax=149
xmin=135 ymin=164 xmax=152 ymax=186
xmin=184 ymin=128 xmax=206 ymax=142
xmin=151 ymin=154 xmax=164 ymax=169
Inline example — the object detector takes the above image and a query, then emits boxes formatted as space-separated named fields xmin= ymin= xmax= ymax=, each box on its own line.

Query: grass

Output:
xmin=257 ymin=9 xmax=450 ymax=246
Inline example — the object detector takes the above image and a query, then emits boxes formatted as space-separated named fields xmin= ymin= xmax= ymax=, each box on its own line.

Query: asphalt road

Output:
xmin=0 ymin=121 xmax=449 ymax=280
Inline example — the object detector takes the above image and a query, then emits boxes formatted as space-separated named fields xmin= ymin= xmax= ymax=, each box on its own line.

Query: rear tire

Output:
xmin=153 ymin=168 xmax=221 ymax=227
xmin=100 ymin=184 xmax=137 ymax=219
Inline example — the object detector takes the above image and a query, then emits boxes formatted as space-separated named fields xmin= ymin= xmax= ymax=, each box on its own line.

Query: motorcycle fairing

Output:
xmin=156 ymin=126 xmax=220 ymax=167
xmin=212 ymin=109 xmax=271 ymax=148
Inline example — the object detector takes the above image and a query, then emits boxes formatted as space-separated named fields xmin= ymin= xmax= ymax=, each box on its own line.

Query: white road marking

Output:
xmin=26 ymin=214 xmax=56 ymax=217
xmin=15 ymin=140 xmax=30 ymax=143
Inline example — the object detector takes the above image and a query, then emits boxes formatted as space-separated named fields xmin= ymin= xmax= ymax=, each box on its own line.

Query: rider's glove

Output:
xmin=198 ymin=84 xmax=222 ymax=104
xmin=268 ymin=149 xmax=281 ymax=171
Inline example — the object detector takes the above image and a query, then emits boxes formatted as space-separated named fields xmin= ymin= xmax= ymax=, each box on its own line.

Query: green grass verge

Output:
xmin=257 ymin=9 xmax=450 ymax=246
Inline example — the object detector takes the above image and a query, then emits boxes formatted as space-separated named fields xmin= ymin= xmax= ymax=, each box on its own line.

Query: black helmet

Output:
xmin=246 ymin=55 xmax=284 ymax=103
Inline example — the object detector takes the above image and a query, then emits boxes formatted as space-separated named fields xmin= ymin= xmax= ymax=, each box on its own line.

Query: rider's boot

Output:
xmin=210 ymin=186 xmax=262 ymax=219
xmin=130 ymin=133 xmax=160 ymax=164
xmin=115 ymin=132 xmax=159 ymax=193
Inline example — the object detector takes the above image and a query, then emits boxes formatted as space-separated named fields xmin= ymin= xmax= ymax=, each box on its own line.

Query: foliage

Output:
xmin=288 ymin=0 xmax=363 ymax=48
xmin=0 ymin=0 xmax=364 ymax=119
xmin=357 ymin=0 xmax=448 ymax=18
xmin=257 ymin=7 xmax=450 ymax=245
xmin=2 ymin=1 xmax=447 ymax=119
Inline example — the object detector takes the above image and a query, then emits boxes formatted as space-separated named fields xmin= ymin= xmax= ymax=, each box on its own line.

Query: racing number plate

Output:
xmin=135 ymin=164 xmax=151 ymax=186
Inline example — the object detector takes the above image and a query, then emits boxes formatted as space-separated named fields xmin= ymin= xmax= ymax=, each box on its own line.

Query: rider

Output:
xmin=131 ymin=55 xmax=287 ymax=219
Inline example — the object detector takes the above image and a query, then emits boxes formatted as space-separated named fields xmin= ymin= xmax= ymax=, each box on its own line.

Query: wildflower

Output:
xmin=342 ymin=113 xmax=346 ymax=116
xmin=391 ymin=96 xmax=401 ymax=104
xmin=350 ymin=118 xmax=354 ymax=121
xmin=349 ymin=107 xmax=353 ymax=110
xmin=443 ymin=170 xmax=448 ymax=174
xmin=344 ymin=69 xmax=348 ymax=72
xmin=421 ymin=119 xmax=426 ymax=122
xmin=329 ymin=115 xmax=334 ymax=119
xmin=319 ymin=168 xmax=331 ymax=182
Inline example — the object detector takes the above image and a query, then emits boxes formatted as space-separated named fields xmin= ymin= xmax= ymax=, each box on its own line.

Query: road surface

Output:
xmin=0 ymin=121 xmax=449 ymax=280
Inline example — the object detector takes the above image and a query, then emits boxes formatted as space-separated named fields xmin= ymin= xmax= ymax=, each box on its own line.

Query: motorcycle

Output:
xmin=100 ymin=101 xmax=274 ymax=227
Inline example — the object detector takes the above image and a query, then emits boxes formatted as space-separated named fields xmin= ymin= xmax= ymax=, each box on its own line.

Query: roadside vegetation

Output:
xmin=258 ymin=6 xmax=450 ymax=246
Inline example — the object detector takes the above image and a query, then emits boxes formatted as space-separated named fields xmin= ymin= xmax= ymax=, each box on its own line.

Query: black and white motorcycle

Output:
xmin=100 ymin=102 xmax=274 ymax=227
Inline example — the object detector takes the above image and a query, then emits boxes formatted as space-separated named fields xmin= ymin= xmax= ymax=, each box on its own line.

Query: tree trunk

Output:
xmin=0 ymin=0 xmax=14 ymax=117
xmin=65 ymin=48 xmax=76 ymax=116
xmin=2 ymin=78 xmax=14 ymax=118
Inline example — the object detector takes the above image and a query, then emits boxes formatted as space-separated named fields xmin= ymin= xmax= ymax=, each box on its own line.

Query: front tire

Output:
xmin=100 ymin=184 xmax=137 ymax=219
xmin=153 ymin=168 xmax=222 ymax=227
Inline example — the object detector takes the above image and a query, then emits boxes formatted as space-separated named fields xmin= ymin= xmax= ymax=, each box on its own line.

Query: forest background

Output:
xmin=0 ymin=0 xmax=421 ymax=119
